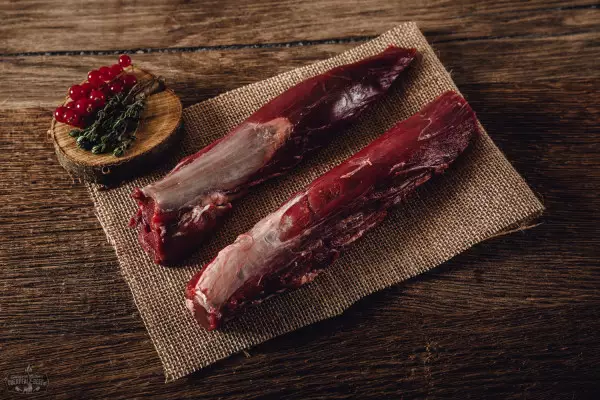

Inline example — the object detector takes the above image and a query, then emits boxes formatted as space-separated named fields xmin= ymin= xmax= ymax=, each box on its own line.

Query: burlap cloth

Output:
xmin=88 ymin=22 xmax=544 ymax=381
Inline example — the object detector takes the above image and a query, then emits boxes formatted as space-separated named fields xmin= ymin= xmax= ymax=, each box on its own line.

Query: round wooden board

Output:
xmin=49 ymin=68 xmax=183 ymax=184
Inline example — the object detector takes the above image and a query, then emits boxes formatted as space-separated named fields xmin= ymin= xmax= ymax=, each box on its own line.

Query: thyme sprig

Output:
xmin=69 ymin=77 xmax=162 ymax=157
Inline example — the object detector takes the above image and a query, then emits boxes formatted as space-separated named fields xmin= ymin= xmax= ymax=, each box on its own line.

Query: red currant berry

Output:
xmin=99 ymin=66 xmax=115 ymax=81
xmin=63 ymin=109 xmax=82 ymax=127
xmin=68 ymin=84 xmax=85 ymax=100
xmin=75 ymin=98 xmax=95 ymax=116
xmin=87 ymin=70 xmax=102 ymax=87
xmin=109 ymin=81 xmax=124 ymax=95
xmin=121 ymin=74 xmax=137 ymax=90
xmin=118 ymin=54 xmax=132 ymax=68
xmin=89 ymin=89 xmax=106 ymax=108
xmin=54 ymin=106 xmax=68 ymax=122
xmin=98 ymin=83 xmax=112 ymax=98
xmin=110 ymin=64 xmax=123 ymax=76
xmin=80 ymin=82 xmax=93 ymax=97
xmin=65 ymin=101 xmax=76 ymax=109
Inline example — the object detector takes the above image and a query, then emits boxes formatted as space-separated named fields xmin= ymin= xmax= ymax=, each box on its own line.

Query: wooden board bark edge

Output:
xmin=49 ymin=69 xmax=183 ymax=184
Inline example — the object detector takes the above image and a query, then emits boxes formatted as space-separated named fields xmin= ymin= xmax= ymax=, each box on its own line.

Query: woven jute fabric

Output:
xmin=87 ymin=22 xmax=544 ymax=381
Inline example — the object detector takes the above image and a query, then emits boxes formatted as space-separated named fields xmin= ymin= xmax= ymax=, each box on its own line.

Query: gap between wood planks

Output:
xmin=0 ymin=26 xmax=597 ymax=58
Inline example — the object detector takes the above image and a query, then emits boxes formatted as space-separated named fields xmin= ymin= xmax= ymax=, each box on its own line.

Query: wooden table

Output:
xmin=1 ymin=1 xmax=598 ymax=398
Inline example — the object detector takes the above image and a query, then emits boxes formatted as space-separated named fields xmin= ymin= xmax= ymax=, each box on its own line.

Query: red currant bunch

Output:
xmin=54 ymin=54 xmax=135 ymax=128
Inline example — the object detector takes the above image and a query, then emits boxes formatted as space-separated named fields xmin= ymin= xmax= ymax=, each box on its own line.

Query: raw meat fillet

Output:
xmin=131 ymin=46 xmax=417 ymax=264
xmin=185 ymin=91 xmax=480 ymax=330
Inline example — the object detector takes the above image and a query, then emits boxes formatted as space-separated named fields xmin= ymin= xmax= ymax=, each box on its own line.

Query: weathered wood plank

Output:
xmin=1 ymin=2 xmax=599 ymax=397
xmin=1 ymin=77 xmax=598 ymax=398
xmin=1 ymin=30 xmax=598 ymax=110
xmin=0 ymin=0 xmax=598 ymax=53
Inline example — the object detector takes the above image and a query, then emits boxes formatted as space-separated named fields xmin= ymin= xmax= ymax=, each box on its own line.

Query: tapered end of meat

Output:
xmin=350 ymin=45 xmax=417 ymax=90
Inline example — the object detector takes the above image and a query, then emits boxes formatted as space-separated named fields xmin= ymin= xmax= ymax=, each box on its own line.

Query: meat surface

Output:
xmin=185 ymin=91 xmax=481 ymax=330
xmin=130 ymin=46 xmax=417 ymax=265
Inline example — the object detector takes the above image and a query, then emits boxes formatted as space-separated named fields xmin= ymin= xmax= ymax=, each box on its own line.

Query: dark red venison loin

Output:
xmin=186 ymin=91 xmax=481 ymax=330
xmin=131 ymin=46 xmax=417 ymax=265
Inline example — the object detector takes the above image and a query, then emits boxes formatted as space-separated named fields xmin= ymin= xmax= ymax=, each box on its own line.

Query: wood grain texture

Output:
xmin=0 ymin=0 xmax=598 ymax=53
xmin=1 ymin=1 xmax=599 ymax=399
xmin=2 ymin=30 xmax=598 ymax=111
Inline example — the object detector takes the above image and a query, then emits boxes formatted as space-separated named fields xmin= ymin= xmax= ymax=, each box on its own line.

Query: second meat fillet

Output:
xmin=186 ymin=91 xmax=481 ymax=330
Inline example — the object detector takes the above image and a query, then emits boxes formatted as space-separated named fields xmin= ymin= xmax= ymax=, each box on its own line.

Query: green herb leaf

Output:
xmin=70 ymin=77 xmax=162 ymax=157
